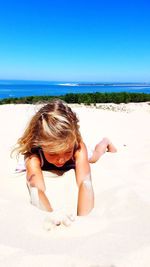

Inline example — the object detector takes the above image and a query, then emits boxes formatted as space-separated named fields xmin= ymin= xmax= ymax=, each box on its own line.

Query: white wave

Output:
xmin=58 ymin=83 xmax=78 ymax=86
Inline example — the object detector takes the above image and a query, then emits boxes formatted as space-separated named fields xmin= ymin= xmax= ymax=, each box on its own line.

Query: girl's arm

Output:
xmin=25 ymin=155 xmax=53 ymax=212
xmin=75 ymin=142 xmax=94 ymax=216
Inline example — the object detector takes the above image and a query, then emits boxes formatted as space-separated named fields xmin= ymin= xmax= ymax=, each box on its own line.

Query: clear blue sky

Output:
xmin=0 ymin=0 xmax=150 ymax=82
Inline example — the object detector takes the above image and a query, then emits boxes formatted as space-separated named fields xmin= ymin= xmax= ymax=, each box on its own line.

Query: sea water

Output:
xmin=0 ymin=80 xmax=150 ymax=99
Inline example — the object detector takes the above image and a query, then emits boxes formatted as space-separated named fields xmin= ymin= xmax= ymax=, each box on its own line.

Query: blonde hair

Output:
xmin=14 ymin=99 xmax=82 ymax=157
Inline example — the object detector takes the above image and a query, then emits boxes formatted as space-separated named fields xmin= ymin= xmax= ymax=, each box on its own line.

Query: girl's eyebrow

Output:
xmin=57 ymin=150 xmax=72 ymax=155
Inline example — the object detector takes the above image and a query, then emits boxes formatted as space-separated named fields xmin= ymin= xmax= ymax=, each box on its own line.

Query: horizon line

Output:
xmin=0 ymin=79 xmax=150 ymax=84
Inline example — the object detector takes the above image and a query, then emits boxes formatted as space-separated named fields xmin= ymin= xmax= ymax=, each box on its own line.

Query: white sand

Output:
xmin=0 ymin=102 xmax=150 ymax=267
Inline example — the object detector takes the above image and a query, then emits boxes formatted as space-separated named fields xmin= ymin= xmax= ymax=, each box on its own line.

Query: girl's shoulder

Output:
xmin=25 ymin=149 xmax=41 ymax=168
xmin=25 ymin=155 xmax=41 ymax=172
xmin=74 ymin=141 xmax=88 ymax=159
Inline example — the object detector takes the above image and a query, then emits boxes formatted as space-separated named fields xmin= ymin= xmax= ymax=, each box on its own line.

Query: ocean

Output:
xmin=0 ymin=80 xmax=150 ymax=99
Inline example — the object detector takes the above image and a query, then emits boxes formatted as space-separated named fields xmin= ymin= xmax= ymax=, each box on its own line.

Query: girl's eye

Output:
xmin=67 ymin=149 xmax=73 ymax=154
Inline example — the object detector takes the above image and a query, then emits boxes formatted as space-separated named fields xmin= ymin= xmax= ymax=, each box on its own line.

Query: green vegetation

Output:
xmin=0 ymin=92 xmax=150 ymax=105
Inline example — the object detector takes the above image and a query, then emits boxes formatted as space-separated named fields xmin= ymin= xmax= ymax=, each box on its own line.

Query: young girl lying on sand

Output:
xmin=14 ymin=99 xmax=117 ymax=226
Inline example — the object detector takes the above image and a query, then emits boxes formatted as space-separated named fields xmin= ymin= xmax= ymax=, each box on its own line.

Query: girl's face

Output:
xmin=42 ymin=147 xmax=74 ymax=167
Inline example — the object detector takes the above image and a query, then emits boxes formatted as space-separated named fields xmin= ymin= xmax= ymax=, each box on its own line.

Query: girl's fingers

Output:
xmin=43 ymin=212 xmax=76 ymax=230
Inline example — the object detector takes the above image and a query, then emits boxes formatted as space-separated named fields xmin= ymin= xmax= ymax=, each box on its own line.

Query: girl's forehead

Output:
xmin=42 ymin=144 xmax=74 ymax=154
xmin=56 ymin=146 xmax=74 ymax=154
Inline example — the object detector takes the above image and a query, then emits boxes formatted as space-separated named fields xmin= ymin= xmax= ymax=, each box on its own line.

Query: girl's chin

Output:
xmin=54 ymin=163 xmax=64 ymax=167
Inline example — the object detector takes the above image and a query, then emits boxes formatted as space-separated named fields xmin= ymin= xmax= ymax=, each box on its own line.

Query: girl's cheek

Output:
xmin=65 ymin=154 xmax=72 ymax=162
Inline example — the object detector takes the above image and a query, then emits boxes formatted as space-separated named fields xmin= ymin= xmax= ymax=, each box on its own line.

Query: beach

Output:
xmin=0 ymin=102 xmax=150 ymax=267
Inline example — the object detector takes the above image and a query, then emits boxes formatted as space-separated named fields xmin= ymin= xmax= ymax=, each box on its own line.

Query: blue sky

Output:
xmin=0 ymin=0 xmax=150 ymax=82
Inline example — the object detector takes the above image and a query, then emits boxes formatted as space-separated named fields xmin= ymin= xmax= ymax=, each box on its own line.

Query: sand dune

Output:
xmin=0 ymin=102 xmax=150 ymax=267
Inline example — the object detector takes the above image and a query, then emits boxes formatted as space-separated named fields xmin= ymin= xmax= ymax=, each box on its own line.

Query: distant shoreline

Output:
xmin=77 ymin=83 xmax=150 ymax=87
xmin=0 ymin=80 xmax=150 ymax=86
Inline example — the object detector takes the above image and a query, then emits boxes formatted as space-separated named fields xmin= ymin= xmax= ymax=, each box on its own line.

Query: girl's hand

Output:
xmin=43 ymin=211 xmax=76 ymax=231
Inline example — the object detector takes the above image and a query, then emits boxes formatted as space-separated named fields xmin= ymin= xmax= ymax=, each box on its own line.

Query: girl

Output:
xmin=14 ymin=99 xmax=116 ymax=224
